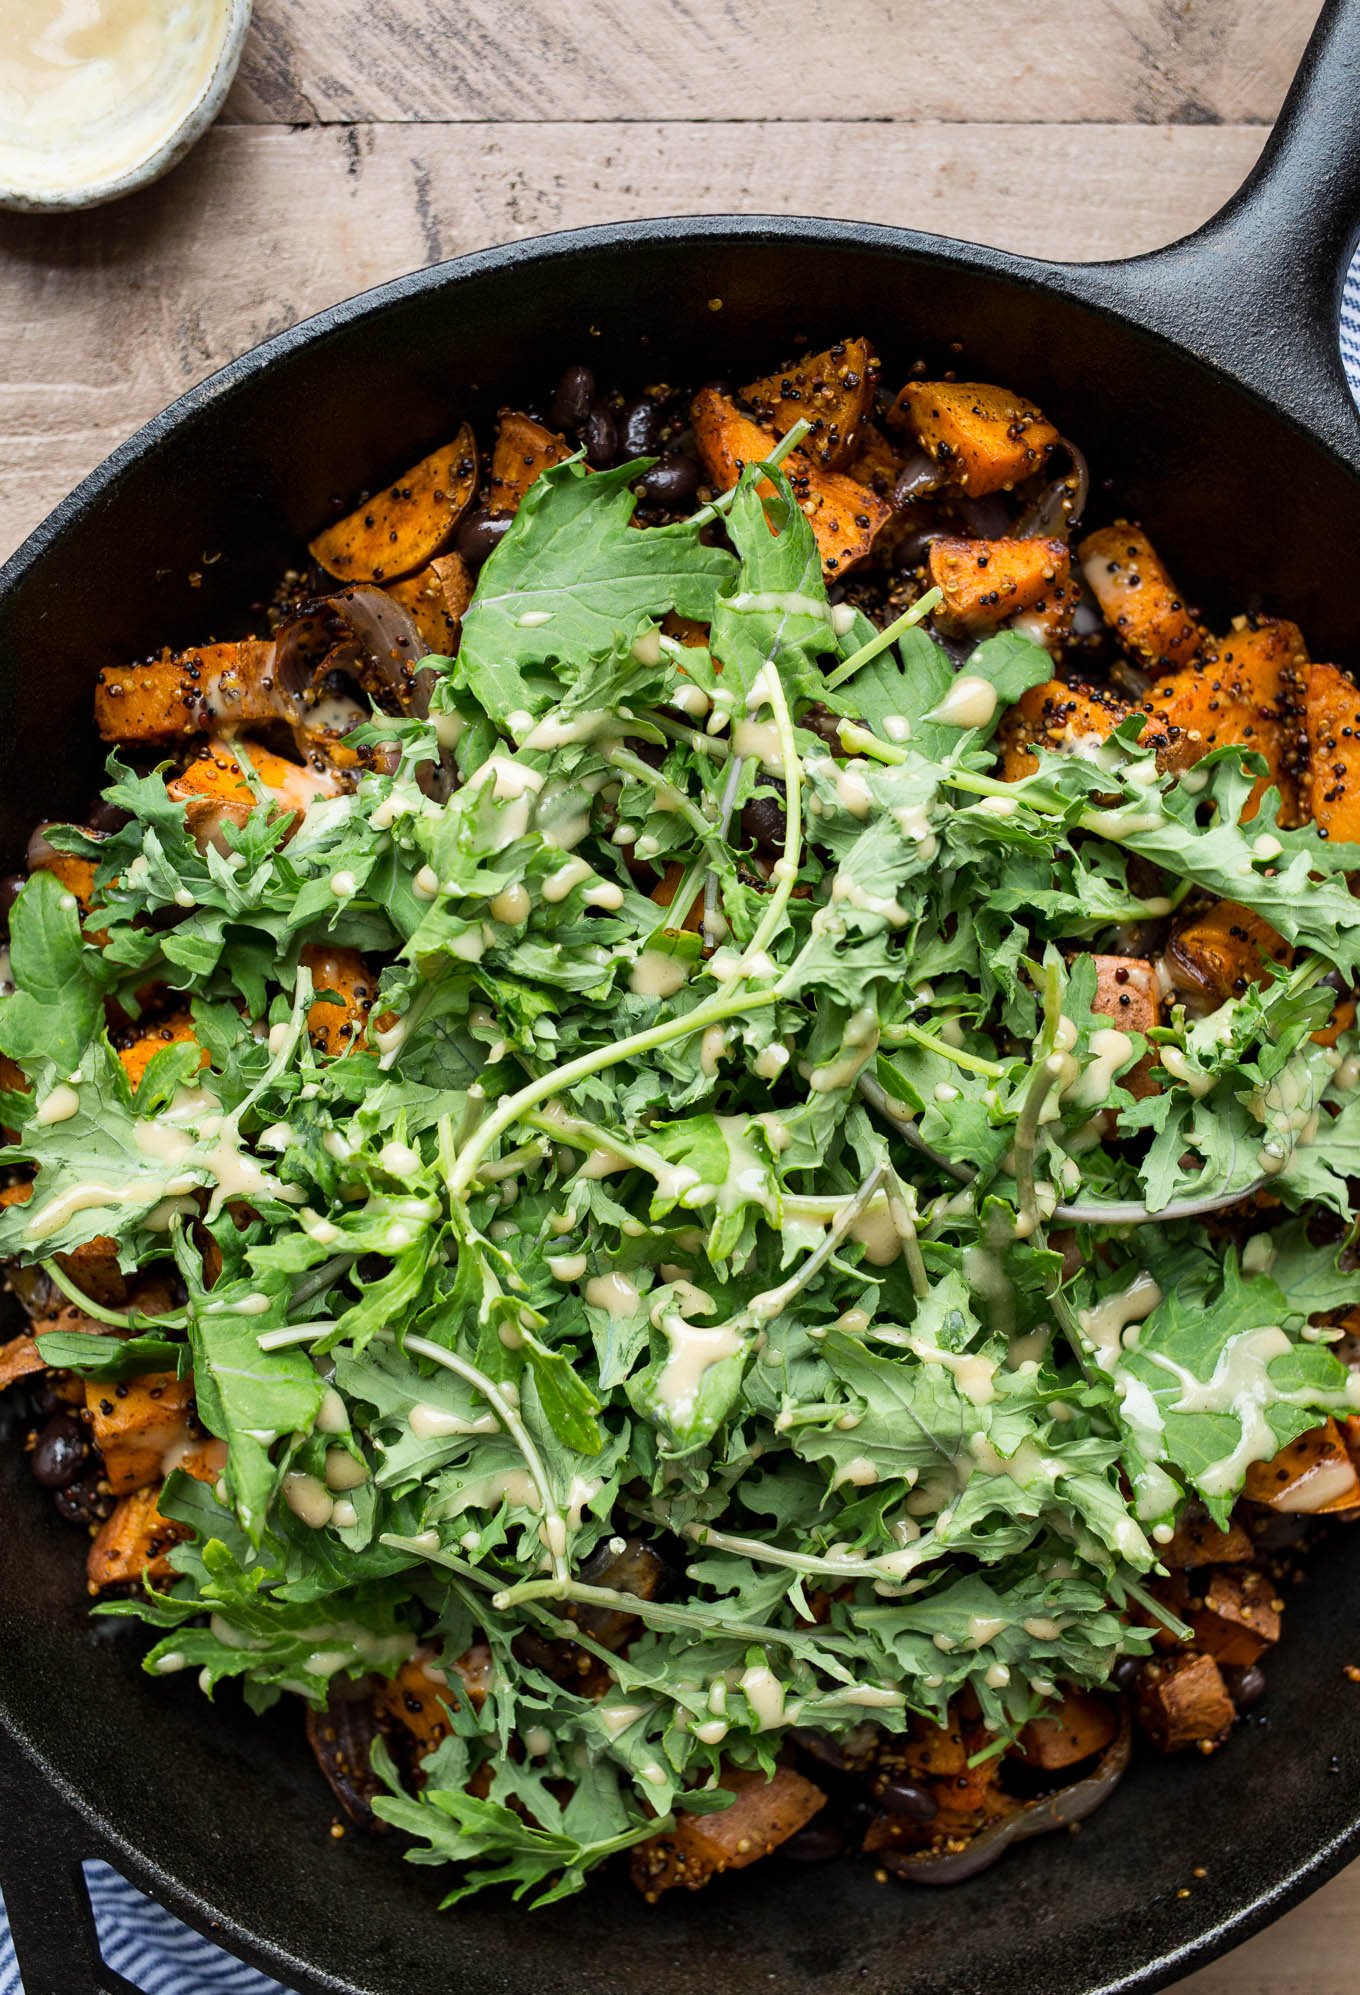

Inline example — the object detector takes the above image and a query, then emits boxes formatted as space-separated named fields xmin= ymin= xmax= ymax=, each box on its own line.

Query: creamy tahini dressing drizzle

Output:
xmin=1 ymin=0 xmax=233 ymax=200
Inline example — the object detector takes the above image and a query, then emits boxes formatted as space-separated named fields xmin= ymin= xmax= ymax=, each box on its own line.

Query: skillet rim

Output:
xmin=1 ymin=209 xmax=1359 ymax=1995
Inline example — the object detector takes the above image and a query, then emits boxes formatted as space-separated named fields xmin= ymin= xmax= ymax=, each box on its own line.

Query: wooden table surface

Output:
xmin=0 ymin=0 xmax=1356 ymax=1986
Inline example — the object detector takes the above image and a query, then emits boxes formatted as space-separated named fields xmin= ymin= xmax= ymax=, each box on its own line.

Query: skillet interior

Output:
xmin=1 ymin=221 xmax=1359 ymax=1995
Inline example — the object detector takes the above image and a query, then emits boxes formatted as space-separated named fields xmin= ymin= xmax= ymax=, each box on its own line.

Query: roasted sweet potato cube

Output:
xmin=845 ymin=420 xmax=905 ymax=499
xmin=387 ymin=551 xmax=475 ymax=660
xmin=1190 ymin=1568 xmax=1282 ymax=1668
xmin=891 ymin=381 xmax=1059 ymax=496
xmin=1166 ymin=901 xmax=1292 ymax=1012
xmin=1086 ymin=954 xmax=1160 ymax=1099
xmin=0 ymin=1334 xmax=43 ymax=1393
xmin=691 ymin=387 xmax=891 ymax=578
xmin=169 ymin=739 xmax=338 ymax=852
xmin=1135 ymin=1653 xmax=1235 ymax=1751
xmin=1142 ymin=640 xmax=1296 ymax=822
xmin=116 ymin=1012 xmax=203 ymax=1091
xmin=1017 ymin=1692 xmax=1119 ymax=1771
xmin=928 ymin=535 xmax=1072 ymax=639
xmin=86 ymin=1370 xmax=196 ymax=1496
xmin=87 ymin=1483 xmax=189 ymax=1590
xmin=377 ymin=1647 xmax=492 ymax=1755
xmin=1243 ymin=1418 xmax=1360 ymax=1514
xmin=997 ymin=679 xmax=1131 ymax=782
xmin=1080 ymin=523 xmax=1205 ymax=675
xmin=94 ymin=640 xmax=280 ymax=743
xmin=901 ymin=1713 xmax=969 ymax=1779
xmin=488 ymin=411 xmax=571 ymax=515
xmin=28 ymin=837 xmax=96 ymax=911
xmin=741 ymin=338 xmax=877 ymax=469
xmin=1301 ymin=661 xmax=1360 ymax=846
xmin=309 ymin=426 xmax=478 ymax=584
xmin=300 ymin=944 xmax=375 ymax=1057
xmin=1161 ymin=1512 xmax=1253 ymax=1569
xmin=629 ymin=1767 xmax=825 ymax=1898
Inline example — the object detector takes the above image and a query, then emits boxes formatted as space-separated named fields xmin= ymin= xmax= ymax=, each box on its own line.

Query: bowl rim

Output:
xmin=1 ymin=210 xmax=1358 ymax=1995
xmin=0 ymin=0 xmax=253 ymax=215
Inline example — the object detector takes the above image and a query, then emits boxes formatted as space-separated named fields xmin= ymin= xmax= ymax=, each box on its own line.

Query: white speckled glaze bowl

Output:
xmin=0 ymin=0 xmax=252 ymax=214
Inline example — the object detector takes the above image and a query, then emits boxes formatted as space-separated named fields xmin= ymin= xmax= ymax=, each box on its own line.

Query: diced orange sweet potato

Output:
xmin=630 ymin=1766 xmax=825 ymax=1898
xmin=0 ymin=1333 xmax=44 ymax=1392
xmin=691 ymin=387 xmax=891 ymax=579
xmin=87 ymin=1483 xmax=189 ymax=1590
xmin=1161 ymin=1512 xmax=1253 ymax=1569
xmin=94 ymin=640 xmax=280 ymax=743
xmin=1243 ymin=1418 xmax=1360 ymax=1514
xmin=741 ymin=338 xmax=877 ymax=470
xmin=1091 ymin=954 xmax=1159 ymax=1036
xmin=845 ymin=420 xmax=904 ymax=500
xmin=1086 ymin=954 xmax=1159 ymax=1100
xmin=300 ymin=944 xmax=375 ymax=1057
xmin=1134 ymin=1652 xmax=1235 ymax=1751
xmin=386 ymin=565 xmax=463 ymax=657
xmin=1190 ymin=1569 xmax=1281 ymax=1667
xmin=28 ymin=839 xmax=96 ymax=911
xmin=1018 ymin=1692 xmax=1119 ymax=1771
xmin=997 ymin=679 xmax=1130 ymax=782
xmin=169 ymin=738 xmax=339 ymax=851
xmin=891 ymin=380 xmax=1059 ymax=496
xmin=1165 ymin=901 xmax=1291 ymax=1012
xmin=487 ymin=411 xmax=571 ymax=515
xmin=376 ymin=1649 xmax=492 ymax=1754
xmin=116 ymin=1012 xmax=204 ymax=1091
xmin=1142 ymin=639 xmax=1297 ymax=822
xmin=309 ymin=427 xmax=478 ymax=584
xmin=1079 ymin=523 xmax=1206 ymax=675
xmin=1301 ymin=661 xmax=1360 ymax=846
xmin=929 ymin=535 xmax=1073 ymax=640
xmin=86 ymin=1370 xmax=197 ymax=1496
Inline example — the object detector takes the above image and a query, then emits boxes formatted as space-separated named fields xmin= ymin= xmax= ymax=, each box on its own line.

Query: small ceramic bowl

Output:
xmin=0 ymin=0 xmax=252 ymax=214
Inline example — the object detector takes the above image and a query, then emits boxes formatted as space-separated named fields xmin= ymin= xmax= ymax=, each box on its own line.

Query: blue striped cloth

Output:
xmin=2 ymin=245 xmax=1360 ymax=1995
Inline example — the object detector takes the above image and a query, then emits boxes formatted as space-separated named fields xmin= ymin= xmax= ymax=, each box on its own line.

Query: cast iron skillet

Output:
xmin=3 ymin=5 xmax=1360 ymax=1992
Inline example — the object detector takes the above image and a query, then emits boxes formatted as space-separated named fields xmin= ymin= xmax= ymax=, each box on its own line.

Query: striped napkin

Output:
xmin=3 ymin=248 xmax=1360 ymax=1995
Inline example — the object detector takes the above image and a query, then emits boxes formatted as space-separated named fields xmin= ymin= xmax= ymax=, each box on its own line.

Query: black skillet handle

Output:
xmin=1062 ymin=0 xmax=1360 ymax=473
xmin=0 ymin=1725 xmax=143 ymax=1995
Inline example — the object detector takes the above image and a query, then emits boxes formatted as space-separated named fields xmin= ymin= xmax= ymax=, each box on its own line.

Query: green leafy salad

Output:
xmin=2 ymin=442 xmax=1359 ymax=1906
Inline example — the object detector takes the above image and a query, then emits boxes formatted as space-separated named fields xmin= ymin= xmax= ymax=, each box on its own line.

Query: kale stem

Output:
xmin=490 ymin=1577 xmax=854 ymax=1662
xmin=823 ymin=589 xmax=943 ymax=692
xmin=603 ymin=742 xmax=723 ymax=849
xmin=40 ymin=1257 xmax=188 ymax=1332
xmin=887 ymin=1021 xmax=1007 ymax=1079
xmin=402 ymin=1331 xmax=568 ymax=1583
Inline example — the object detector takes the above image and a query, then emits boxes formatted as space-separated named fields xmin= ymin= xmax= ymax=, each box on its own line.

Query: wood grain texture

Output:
xmin=0 ymin=118 xmax=1268 ymax=557
xmin=224 ymin=0 xmax=1318 ymax=127
xmin=1175 ymin=1866 xmax=1359 ymax=1994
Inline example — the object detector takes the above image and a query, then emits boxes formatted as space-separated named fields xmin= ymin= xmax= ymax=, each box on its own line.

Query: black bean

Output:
xmin=31 ymin=1413 xmax=90 ymax=1490
xmin=621 ymin=398 xmax=661 ymax=457
xmin=1109 ymin=1654 xmax=1140 ymax=1691
xmin=779 ymin=1818 xmax=846 ymax=1863
xmin=638 ymin=451 xmax=701 ymax=508
xmin=584 ymin=404 xmax=618 ymax=469
xmin=0 ymin=872 xmax=26 ymax=925
xmin=548 ymin=363 xmax=595 ymax=433
xmin=741 ymin=789 xmax=787 ymax=855
xmin=1225 ymin=1663 xmax=1266 ymax=1712
xmin=877 ymin=1778 xmax=938 ymax=1823
xmin=54 ymin=1471 xmax=114 ymax=1526
xmin=454 ymin=508 xmax=514 ymax=568
xmin=86 ymin=798 xmax=131 ymax=835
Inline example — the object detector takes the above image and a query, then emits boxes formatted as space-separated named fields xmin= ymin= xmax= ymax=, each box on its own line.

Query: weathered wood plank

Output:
xmin=224 ymin=0 xmax=1317 ymax=127
xmin=1176 ymin=1866 xmax=1360 ymax=1995
xmin=0 ymin=117 xmax=1267 ymax=558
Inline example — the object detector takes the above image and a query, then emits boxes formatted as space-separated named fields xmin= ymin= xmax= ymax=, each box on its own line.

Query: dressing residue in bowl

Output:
xmin=0 ymin=0 xmax=236 ymax=205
